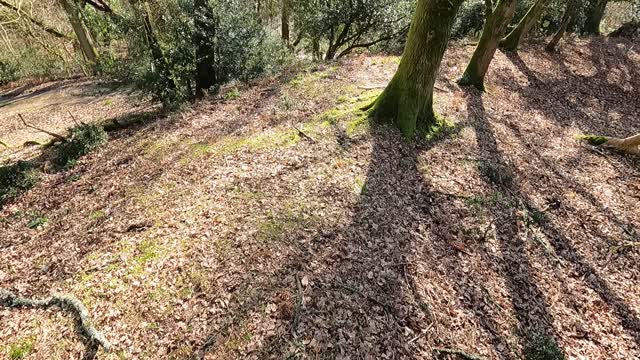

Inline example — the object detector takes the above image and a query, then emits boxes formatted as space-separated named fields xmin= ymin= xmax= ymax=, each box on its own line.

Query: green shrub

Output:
xmin=0 ymin=60 xmax=19 ymax=86
xmin=452 ymin=0 xmax=486 ymax=39
xmin=0 ymin=161 xmax=40 ymax=207
xmin=55 ymin=124 xmax=108 ymax=169
xmin=524 ymin=335 xmax=565 ymax=360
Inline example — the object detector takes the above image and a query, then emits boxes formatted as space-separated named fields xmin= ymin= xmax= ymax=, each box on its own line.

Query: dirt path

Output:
xmin=0 ymin=79 xmax=148 ymax=163
xmin=1 ymin=38 xmax=639 ymax=360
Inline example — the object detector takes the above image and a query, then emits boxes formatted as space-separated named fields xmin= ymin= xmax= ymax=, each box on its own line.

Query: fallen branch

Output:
xmin=434 ymin=347 xmax=485 ymax=360
xmin=579 ymin=133 xmax=640 ymax=154
xmin=18 ymin=113 xmax=67 ymax=142
xmin=0 ymin=289 xmax=111 ymax=359
xmin=292 ymin=124 xmax=316 ymax=143
xmin=0 ymin=139 xmax=8 ymax=148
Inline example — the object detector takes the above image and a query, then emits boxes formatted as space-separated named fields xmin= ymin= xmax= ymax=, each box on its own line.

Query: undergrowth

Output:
xmin=0 ymin=161 xmax=40 ymax=208
xmin=55 ymin=124 xmax=108 ymax=169
xmin=524 ymin=335 xmax=565 ymax=360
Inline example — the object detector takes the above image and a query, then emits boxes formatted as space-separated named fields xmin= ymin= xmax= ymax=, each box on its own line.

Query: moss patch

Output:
xmin=6 ymin=337 xmax=35 ymax=360
xmin=577 ymin=134 xmax=609 ymax=146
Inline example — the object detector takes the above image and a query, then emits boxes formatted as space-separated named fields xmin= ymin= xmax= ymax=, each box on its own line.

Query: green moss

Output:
xmin=7 ymin=337 xmax=35 ymax=360
xmin=214 ymin=129 xmax=300 ymax=156
xmin=419 ymin=114 xmax=457 ymax=142
xmin=578 ymin=134 xmax=609 ymax=146
xmin=89 ymin=210 xmax=106 ymax=220
xmin=524 ymin=335 xmax=565 ymax=360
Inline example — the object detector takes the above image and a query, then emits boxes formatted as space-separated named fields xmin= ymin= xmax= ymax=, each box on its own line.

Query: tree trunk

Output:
xmin=371 ymin=0 xmax=464 ymax=139
xmin=500 ymin=0 xmax=550 ymax=51
xmin=194 ymin=0 xmax=216 ymax=97
xmin=583 ymin=0 xmax=607 ymax=35
xmin=458 ymin=0 xmax=517 ymax=90
xmin=140 ymin=1 xmax=176 ymax=95
xmin=59 ymin=0 xmax=98 ymax=70
xmin=281 ymin=0 xmax=290 ymax=46
xmin=546 ymin=0 xmax=577 ymax=51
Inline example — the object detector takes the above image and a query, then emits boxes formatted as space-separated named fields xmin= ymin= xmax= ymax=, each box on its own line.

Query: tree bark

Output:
xmin=500 ymin=0 xmax=551 ymax=51
xmin=281 ymin=0 xmax=290 ymax=46
xmin=546 ymin=0 xmax=577 ymax=51
xmin=583 ymin=0 xmax=607 ymax=35
xmin=458 ymin=0 xmax=517 ymax=90
xmin=371 ymin=0 xmax=464 ymax=139
xmin=59 ymin=0 xmax=98 ymax=70
xmin=194 ymin=0 xmax=216 ymax=97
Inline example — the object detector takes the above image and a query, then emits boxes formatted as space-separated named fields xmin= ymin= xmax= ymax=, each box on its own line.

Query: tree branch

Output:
xmin=18 ymin=113 xmax=67 ymax=141
xmin=0 ymin=289 xmax=111 ymax=359
xmin=0 ymin=0 xmax=71 ymax=39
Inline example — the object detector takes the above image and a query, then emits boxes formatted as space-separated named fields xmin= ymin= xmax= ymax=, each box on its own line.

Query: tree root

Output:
xmin=434 ymin=347 xmax=486 ymax=360
xmin=0 ymin=289 xmax=111 ymax=360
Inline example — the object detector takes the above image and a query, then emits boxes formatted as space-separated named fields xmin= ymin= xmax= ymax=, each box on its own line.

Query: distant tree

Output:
xmin=59 ymin=0 xmax=98 ymax=70
xmin=369 ymin=0 xmax=464 ymax=138
xmin=281 ymin=0 xmax=290 ymax=46
xmin=292 ymin=0 xmax=413 ymax=60
xmin=194 ymin=0 xmax=216 ymax=97
xmin=500 ymin=0 xmax=551 ymax=51
xmin=546 ymin=0 xmax=579 ymax=51
xmin=583 ymin=0 xmax=608 ymax=34
xmin=458 ymin=0 xmax=517 ymax=90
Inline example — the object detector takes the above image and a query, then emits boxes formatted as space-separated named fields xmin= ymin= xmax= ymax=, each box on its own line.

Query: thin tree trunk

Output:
xmin=0 ymin=0 xmax=71 ymax=39
xmin=194 ymin=0 xmax=216 ymax=97
xmin=500 ymin=0 xmax=551 ymax=51
xmin=281 ymin=0 xmax=290 ymax=46
xmin=458 ymin=0 xmax=517 ymax=90
xmin=546 ymin=0 xmax=576 ymax=51
xmin=371 ymin=0 xmax=464 ymax=139
xmin=140 ymin=0 xmax=176 ymax=99
xmin=59 ymin=0 xmax=98 ymax=70
xmin=583 ymin=0 xmax=607 ymax=34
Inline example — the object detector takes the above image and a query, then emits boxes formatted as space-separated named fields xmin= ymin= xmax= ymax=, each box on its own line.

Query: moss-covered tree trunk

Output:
xmin=194 ymin=0 xmax=216 ymax=97
xmin=500 ymin=0 xmax=551 ymax=51
xmin=583 ymin=0 xmax=607 ymax=34
xmin=546 ymin=0 xmax=577 ymax=51
xmin=371 ymin=0 xmax=464 ymax=139
xmin=59 ymin=0 xmax=98 ymax=70
xmin=458 ymin=0 xmax=517 ymax=90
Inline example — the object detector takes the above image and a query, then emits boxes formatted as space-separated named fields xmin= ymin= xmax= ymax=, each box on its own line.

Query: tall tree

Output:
xmin=500 ymin=0 xmax=551 ymax=51
xmin=59 ymin=0 xmax=98 ymax=69
xmin=583 ymin=0 xmax=607 ymax=34
xmin=194 ymin=0 xmax=216 ymax=97
xmin=546 ymin=0 xmax=578 ymax=51
xmin=369 ymin=0 xmax=464 ymax=138
xmin=458 ymin=0 xmax=517 ymax=90
xmin=281 ymin=0 xmax=290 ymax=46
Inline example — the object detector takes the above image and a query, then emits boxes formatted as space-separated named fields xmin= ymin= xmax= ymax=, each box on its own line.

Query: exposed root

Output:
xmin=0 ymin=289 xmax=111 ymax=359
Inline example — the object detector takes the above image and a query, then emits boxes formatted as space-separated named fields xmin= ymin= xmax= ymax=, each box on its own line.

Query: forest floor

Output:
xmin=1 ymin=36 xmax=639 ymax=360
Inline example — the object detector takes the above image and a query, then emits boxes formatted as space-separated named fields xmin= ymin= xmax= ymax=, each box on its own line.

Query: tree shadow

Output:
xmin=463 ymin=85 xmax=640 ymax=350
xmin=496 ymin=39 xmax=639 ymax=137
xmin=189 ymin=123 xmax=466 ymax=358
xmin=463 ymin=89 xmax=562 ymax=353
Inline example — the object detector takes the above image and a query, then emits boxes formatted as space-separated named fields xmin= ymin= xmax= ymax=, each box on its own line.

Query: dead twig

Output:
xmin=0 ymin=289 xmax=111 ymax=359
xmin=434 ymin=347 xmax=485 ymax=360
xmin=0 ymin=139 xmax=8 ymax=148
xmin=292 ymin=124 xmax=316 ymax=143
xmin=68 ymin=111 xmax=81 ymax=126
xmin=18 ymin=113 xmax=67 ymax=141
